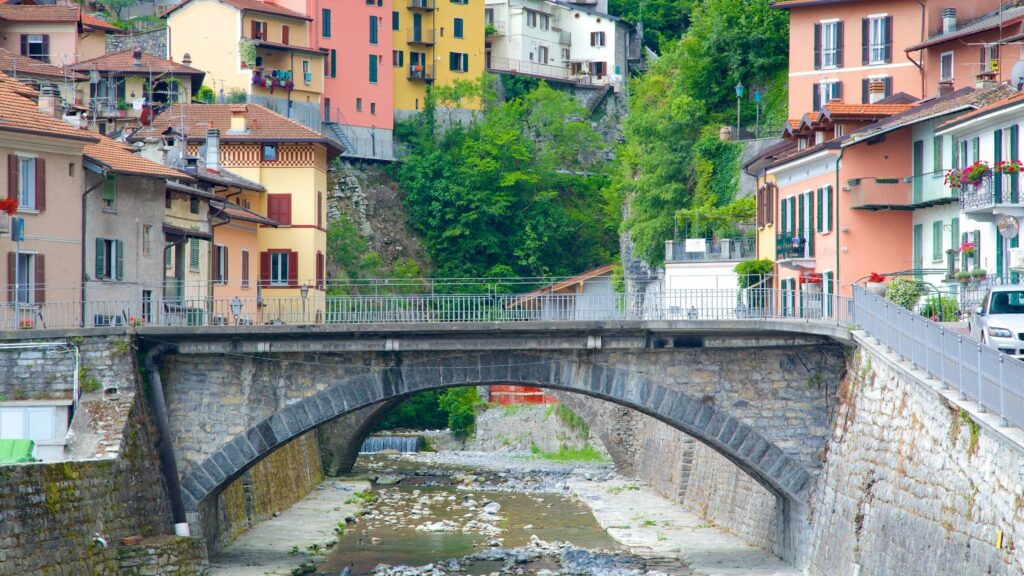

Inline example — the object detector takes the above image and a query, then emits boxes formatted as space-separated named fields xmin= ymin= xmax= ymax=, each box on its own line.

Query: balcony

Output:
xmin=960 ymin=172 xmax=1024 ymax=221
xmin=408 ymin=0 xmax=434 ymax=10
xmin=776 ymin=233 xmax=816 ymax=269
xmin=665 ymin=237 xmax=754 ymax=263
xmin=407 ymin=29 xmax=435 ymax=45
xmin=408 ymin=64 xmax=434 ymax=81
xmin=848 ymin=171 xmax=956 ymax=210
xmin=488 ymin=56 xmax=570 ymax=81
xmin=485 ymin=20 xmax=507 ymax=36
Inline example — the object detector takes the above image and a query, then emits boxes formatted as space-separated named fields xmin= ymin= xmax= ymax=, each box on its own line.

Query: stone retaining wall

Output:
xmin=106 ymin=28 xmax=168 ymax=59
xmin=0 ymin=334 xmax=134 ymax=400
xmin=117 ymin=535 xmax=209 ymax=575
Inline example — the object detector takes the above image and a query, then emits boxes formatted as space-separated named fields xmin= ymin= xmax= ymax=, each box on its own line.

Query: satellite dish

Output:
xmin=1011 ymin=61 xmax=1024 ymax=90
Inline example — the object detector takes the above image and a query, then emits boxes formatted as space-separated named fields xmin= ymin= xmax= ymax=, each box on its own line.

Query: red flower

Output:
xmin=867 ymin=272 xmax=886 ymax=283
xmin=0 ymin=197 xmax=18 ymax=215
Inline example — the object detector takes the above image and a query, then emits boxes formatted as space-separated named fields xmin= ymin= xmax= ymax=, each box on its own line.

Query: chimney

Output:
xmin=937 ymin=80 xmax=954 ymax=97
xmin=132 ymin=48 xmax=143 ymax=67
xmin=942 ymin=8 xmax=957 ymax=34
xmin=37 ymin=85 xmax=61 ymax=119
xmin=229 ymin=106 xmax=247 ymax=132
xmin=182 ymin=52 xmax=192 ymax=67
xmin=868 ymin=79 xmax=886 ymax=104
xmin=205 ymin=128 xmax=220 ymax=171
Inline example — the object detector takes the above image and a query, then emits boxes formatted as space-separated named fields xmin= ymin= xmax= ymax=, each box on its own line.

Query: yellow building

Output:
xmin=745 ymin=141 xmax=797 ymax=268
xmin=164 ymin=0 xmax=325 ymax=130
xmin=132 ymin=104 xmax=340 ymax=324
xmin=392 ymin=0 xmax=486 ymax=116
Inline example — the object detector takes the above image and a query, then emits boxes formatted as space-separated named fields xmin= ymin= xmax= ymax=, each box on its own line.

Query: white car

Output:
xmin=969 ymin=286 xmax=1024 ymax=358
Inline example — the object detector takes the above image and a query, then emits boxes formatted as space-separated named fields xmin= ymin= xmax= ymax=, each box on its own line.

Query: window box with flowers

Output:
xmin=996 ymin=160 xmax=1023 ymax=174
xmin=962 ymin=161 xmax=990 ymax=186
xmin=866 ymin=272 xmax=887 ymax=296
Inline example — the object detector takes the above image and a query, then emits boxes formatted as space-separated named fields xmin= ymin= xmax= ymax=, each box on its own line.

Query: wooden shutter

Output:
xmin=282 ymin=25 xmax=290 ymax=45
xmin=7 ymin=154 xmax=17 ymax=201
xmin=861 ymin=18 xmax=869 ymax=65
xmin=861 ymin=79 xmax=869 ymax=104
xmin=115 ymin=239 xmax=124 ymax=280
xmin=34 ymin=157 xmax=45 ymax=211
xmin=316 ymin=251 xmax=324 ymax=289
xmin=34 ymin=254 xmax=44 ymax=304
xmin=7 ymin=252 xmax=13 ymax=301
xmin=287 ymin=251 xmax=298 ymax=286
xmin=883 ymin=16 xmax=893 ymax=63
xmin=317 ymin=193 xmax=323 ymax=228
xmin=250 ymin=20 xmax=259 ymax=39
xmin=242 ymin=250 xmax=249 ymax=287
xmin=813 ymin=23 xmax=821 ymax=70
xmin=224 ymin=248 xmax=229 ymax=286
xmin=95 ymin=238 xmax=105 ymax=279
xmin=19 ymin=34 xmax=27 ymax=57
xmin=812 ymin=83 xmax=820 ymax=112
xmin=816 ymin=188 xmax=823 ymax=232
xmin=260 ymin=251 xmax=270 ymax=286
xmin=212 ymin=245 xmax=220 ymax=283
xmin=836 ymin=22 xmax=844 ymax=68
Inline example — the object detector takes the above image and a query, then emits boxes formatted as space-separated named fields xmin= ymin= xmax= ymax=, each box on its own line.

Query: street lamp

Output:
xmin=735 ymin=82 xmax=744 ymax=140
xmin=753 ymin=88 xmax=763 ymax=139
xmin=300 ymin=284 xmax=309 ymax=323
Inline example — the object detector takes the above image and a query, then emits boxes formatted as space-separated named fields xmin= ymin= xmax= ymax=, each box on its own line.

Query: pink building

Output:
xmin=267 ymin=0 xmax=395 ymax=160
xmin=0 ymin=4 xmax=118 ymax=67
xmin=774 ymin=0 xmax=1001 ymax=114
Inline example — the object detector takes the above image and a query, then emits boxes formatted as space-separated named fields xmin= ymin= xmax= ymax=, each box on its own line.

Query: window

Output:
xmin=189 ymin=196 xmax=199 ymax=214
xmin=370 ymin=102 xmax=376 ymax=115
xmin=250 ymin=20 xmax=266 ymax=40
xmin=324 ymin=97 xmax=331 ymax=122
xmin=370 ymin=15 xmax=379 ymax=44
xmin=317 ymin=192 xmax=323 ymax=228
xmin=393 ymin=50 xmax=405 ymax=67
xmin=262 ymin=144 xmax=278 ymax=162
xmin=369 ymin=54 xmax=378 ymax=82
xmin=303 ymin=60 xmax=311 ymax=84
xmin=330 ymin=49 xmax=337 ymax=78
xmin=165 ymin=190 xmax=172 ymax=209
xmin=282 ymin=25 xmax=290 ymax=45
xmin=561 ymin=48 xmax=570 ymax=61
xmin=142 ymin=290 xmax=153 ymax=323
xmin=590 ymin=31 xmax=606 ymax=47
xmin=68 ymin=163 xmax=75 ymax=177
xmin=527 ymin=11 xmax=536 ymax=28
xmin=933 ymin=136 xmax=943 ymax=172
xmin=454 ymin=17 xmax=464 ymax=38
xmin=95 ymin=238 xmax=122 ymax=281
xmin=589 ymin=61 xmax=606 ymax=77
xmin=539 ymin=13 xmax=550 ymax=31
xmin=537 ymin=46 xmax=549 ymax=64
xmin=322 ymin=8 xmax=331 ymax=37
xmin=241 ymin=250 xmax=251 ymax=288
xmin=450 ymin=52 xmax=469 ymax=72
xmin=267 ymin=194 xmax=292 ymax=225
xmin=392 ymin=11 xmax=400 ymax=30
xmin=12 ymin=156 xmax=38 ymax=210
xmin=485 ymin=8 xmax=494 ymax=24
xmin=270 ymin=252 xmax=290 ymax=286
xmin=316 ymin=252 xmax=325 ymax=289
xmin=9 ymin=252 xmax=41 ymax=304
xmin=356 ymin=97 xmax=363 ymax=111
xmin=819 ymin=21 xmax=840 ymax=69
xmin=142 ymin=224 xmax=153 ymax=256
xmin=982 ymin=44 xmax=999 ymax=72
xmin=451 ymin=0 xmax=468 ymax=4
xmin=864 ymin=15 xmax=891 ymax=65
xmin=189 ymin=239 xmax=200 ymax=271
xmin=816 ymin=185 xmax=833 ymax=233
xmin=940 ymin=52 xmax=954 ymax=82
xmin=813 ymin=80 xmax=842 ymax=111
xmin=214 ymin=245 xmax=228 ymax=284
xmin=932 ymin=221 xmax=944 ymax=261
xmin=20 ymin=34 xmax=48 ymax=62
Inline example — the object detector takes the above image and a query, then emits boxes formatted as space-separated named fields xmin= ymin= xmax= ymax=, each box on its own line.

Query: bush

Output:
xmin=438 ymin=387 xmax=478 ymax=437
xmin=195 ymin=85 xmax=215 ymax=104
xmin=734 ymin=258 xmax=773 ymax=288
xmin=921 ymin=295 xmax=959 ymax=322
xmin=885 ymin=277 xmax=924 ymax=310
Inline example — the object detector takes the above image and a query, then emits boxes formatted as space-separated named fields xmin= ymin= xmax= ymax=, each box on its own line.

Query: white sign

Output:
xmin=685 ymin=238 xmax=707 ymax=253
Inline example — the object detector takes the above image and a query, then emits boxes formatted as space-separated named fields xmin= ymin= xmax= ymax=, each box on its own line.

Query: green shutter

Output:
xmin=1011 ymin=125 xmax=1020 ymax=202
xmin=190 ymin=239 xmax=200 ymax=271
xmin=807 ymin=191 xmax=815 ymax=254
xmin=450 ymin=52 xmax=458 ymax=71
xmin=951 ymin=217 xmax=959 ymax=266
xmin=994 ymin=129 xmax=1003 ymax=202
xmin=165 ymin=246 xmax=172 ymax=269
xmin=798 ymin=194 xmax=805 ymax=249
xmin=997 ymin=234 xmax=1004 ymax=279
xmin=951 ymin=137 xmax=959 ymax=167
xmin=827 ymin=186 xmax=834 ymax=231
xmin=913 ymin=224 xmax=923 ymax=279
xmin=932 ymin=220 xmax=943 ymax=261
xmin=101 ymin=175 xmax=116 ymax=203
xmin=115 ymin=239 xmax=124 ymax=280
xmin=95 ymin=237 xmax=105 ymax=279
xmin=369 ymin=15 xmax=378 ymax=44
xmin=369 ymin=54 xmax=378 ymax=83
xmin=816 ymin=188 xmax=823 ymax=232
xmin=933 ymin=136 xmax=943 ymax=173
xmin=330 ymin=49 xmax=337 ymax=78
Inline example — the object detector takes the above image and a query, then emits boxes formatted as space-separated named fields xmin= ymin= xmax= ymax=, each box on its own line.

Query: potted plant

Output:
xmin=115 ymin=99 xmax=129 ymax=112
xmin=970 ymin=267 xmax=987 ymax=279
xmin=866 ymin=272 xmax=887 ymax=296
xmin=996 ymin=160 xmax=1023 ymax=174
xmin=0 ymin=197 xmax=18 ymax=215
xmin=959 ymin=241 xmax=976 ymax=258
xmin=962 ymin=160 xmax=990 ymax=186
xmin=944 ymin=168 xmax=963 ymax=190
xmin=19 ymin=320 xmax=34 ymax=330
xmin=954 ymin=270 xmax=972 ymax=282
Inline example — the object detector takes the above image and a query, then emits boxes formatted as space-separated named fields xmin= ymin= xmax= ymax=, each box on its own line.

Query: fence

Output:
xmin=665 ymin=238 xmax=755 ymax=263
xmin=853 ymin=285 xmax=1024 ymax=428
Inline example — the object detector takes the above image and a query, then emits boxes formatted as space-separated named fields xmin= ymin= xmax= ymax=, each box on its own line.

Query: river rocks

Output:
xmin=483 ymin=501 xmax=502 ymax=514
xmin=415 ymin=520 xmax=459 ymax=533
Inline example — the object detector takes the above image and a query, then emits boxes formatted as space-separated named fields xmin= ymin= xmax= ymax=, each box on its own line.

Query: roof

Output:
xmin=0 ymin=71 xmax=98 ymax=142
xmin=84 ymin=136 xmax=192 ymax=180
xmin=743 ymin=138 xmax=797 ymax=176
xmin=906 ymin=4 xmax=1024 ymax=51
xmin=71 ymin=50 xmax=205 ymax=77
xmin=211 ymin=199 xmax=277 ymax=226
xmin=251 ymin=39 xmax=324 ymax=57
xmin=509 ymin=264 xmax=617 ymax=308
xmin=770 ymin=0 xmax=857 ymax=9
xmin=80 ymin=12 xmax=120 ymax=31
xmin=166 ymin=180 xmax=220 ymax=199
xmin=190 ymin=166 xmax=265 ymax=192
xmin=821 ymin=102 xmax=915 ymax=118
xmin=132 ymin=104 xmax=340 ymax=151
xmin=0 ymin=47 xmax=82 ymax=80
xmin=548 ymin=1 xmax=626 ymax=23
xmin=938 ymin=89 xmax=1024 ymax=131
xmin=162 ymin=0 xmax=312 ymax=21
xmin=0 ymin=4 xmax=78 ymax=22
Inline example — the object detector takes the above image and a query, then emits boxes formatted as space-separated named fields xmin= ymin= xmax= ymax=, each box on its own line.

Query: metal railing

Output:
xmin=776 ymin=233 xmax=814 ymax=260
xmin=666 ymin=238 xmax=755 ymax=263
xmin=407 ymin=29 xmax=436 ymax=44
xmin=486 ymin=20 xmax=507 ymax=36
xmin=854 ymin=285 xmax=1024 ymax=428
xmin=408 ymin=0 xmax=434 ymax=9
xmin=960 ymin=172 xmax=1024 ymax=213
xmin=848 ymin=171 xmax=955 ymax=210
xmin=408 ymin=65 xmax=434 ymax=80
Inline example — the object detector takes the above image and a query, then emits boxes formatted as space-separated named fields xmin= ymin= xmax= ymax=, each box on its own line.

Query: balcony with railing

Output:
xmin=488 ymin=56 xmax=570 ymax=81
xmin=408 ymin=0 xmax=434 ymax=10
xmin=775 ymin=232 xmax=815 ymax=269
xmin=959 ymin=172 xmax=1024 ymax=219
xmin=407 ymin=29 xmax=436 ymax=45
xmin=665 ymin=237 xmax=755 ymax=263
xmin=408 ymin=64 xmax=434 ymax=81
xmin=485 ymin=20 xmax=507 ymax=36
xmin=849 ymin=171 xmax=957 ymax=210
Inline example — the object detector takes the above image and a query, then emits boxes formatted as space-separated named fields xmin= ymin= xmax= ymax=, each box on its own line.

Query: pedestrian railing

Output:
xmin=853 ymin=285 xmax=1024 ymax=428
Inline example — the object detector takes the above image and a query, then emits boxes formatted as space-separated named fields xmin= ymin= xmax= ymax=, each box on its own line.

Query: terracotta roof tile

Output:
xmin=133 ymin=104 xmax=340 ymax=151
xmin=84 ymin=135 xmax=191 ymax=180
xmin=212 ymin=199 xmax=277 ymax=226
xmin=71 ymin=50 xmax=204 ymax=76
xmin=0 ymin=4 xmax=78 ymax=22
xmin=0 ymin=71 xmax=97 ymax=142
xmin=80 ymin=12 xmax=120 ymax=31
xmin=938 ymin=90 xmax=1024 ymax=130
xmin=0 ymin=47 xmax=80 ymax=79
xmin=163 ymin=0 xmax=311 ymax=21
xmin=823 ymin=102 xmax=915 ymax=117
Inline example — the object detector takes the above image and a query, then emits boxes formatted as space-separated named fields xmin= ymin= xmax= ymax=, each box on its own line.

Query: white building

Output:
xmin=485 ymin=0 xmax=637 ymax=87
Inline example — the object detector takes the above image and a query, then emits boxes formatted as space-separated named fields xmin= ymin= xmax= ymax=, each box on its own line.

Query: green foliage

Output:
xmin=376 ymin=387 xmax=477 ymax=435
xmin=734 ymin=259 xmax=774 ymax=288
xmin=529 ymin=443 xmax=608 ymax=463
xmin=195 ymin=86 xmax=215 ymax=104
xmin=79 ymin=367 xmax=101 ymax=393
xmin=610 ymin=263 xmax=626 ymax=293
xmin=921 ymin=295 xmax=959 ymax=322
xmin=397 ymin=80 xmax=617 ymax=278
xmin=609 ymin=0 xmax=691 ymax=53
xmin=676 ymin=197 xmax=755 ymax=240
xmin=885 ymin=278 xmax=924 ymax=310
xmin=556 ymin=405 xmax=590 ymax=437
xmin=239 ymin=40 xmax=257 ymax=68
xmin=500 ymin=74 xmax=540 ymax=103
xmin=438 ymin=387 xmax=478 ymax=437
xmin=326 ymin=214 xmax=382 ymax=284
xmin=96 ymin=0 xmax=136 ymax=19
xmin=225 ymin=88 xmax=248 ymax=104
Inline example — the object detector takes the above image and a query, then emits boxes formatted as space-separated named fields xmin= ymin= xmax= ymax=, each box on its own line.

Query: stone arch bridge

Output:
xmin=141 ymin=319 xmax=850 ymax=556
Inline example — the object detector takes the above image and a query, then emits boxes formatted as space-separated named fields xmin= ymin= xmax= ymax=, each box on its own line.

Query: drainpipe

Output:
xmin=81 ymin=172 xmax=107 ymax=326
xmin=144 ymin=343 xmax=190 ymax=537
xmin=836 ymin=146 xmax=845 ymax=297
xmin=913 ymin=0 xmax=926 ymax=97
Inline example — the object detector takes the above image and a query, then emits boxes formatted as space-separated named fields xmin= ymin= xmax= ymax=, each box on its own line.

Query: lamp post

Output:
xmin=735 ymin=82 xmax=744 ymax=140
xmin=753 ymin=88 xmax=763 ymax=139
xmin=300 ymin=283 xmax=309 ymax=324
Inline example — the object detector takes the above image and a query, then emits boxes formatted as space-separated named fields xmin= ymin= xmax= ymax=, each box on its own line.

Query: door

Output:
xmin=913 ymin=224 xmax=923 ymax=279
xmin=912 ymin=140 xmax=924 ymax=203
xmin=413 ymin=13 xmax=422 ymax=42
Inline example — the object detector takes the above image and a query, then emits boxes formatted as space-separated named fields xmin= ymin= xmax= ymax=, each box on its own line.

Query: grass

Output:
xmin=607 ymin=483 xmax=641 ymax=495
xmin=529 ymin=443 xmax=608 ymax=463
xmin=344 ymin=490 xmax=376 ymax=506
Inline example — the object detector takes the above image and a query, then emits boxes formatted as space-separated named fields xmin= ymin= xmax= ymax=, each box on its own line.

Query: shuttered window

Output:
xmin=322 ymin=9 xmax=331 ymax=37
xmin=267 ymin=194 xmax=292 ymax=225
xmin=316 ymin=251 xmax=325 ymax=289
xmin=369 ymin=54 xmax=378 ymax=83
xmin=94 ymin=238 xmax=123 ymax=281
xmin=189 ymin=239 xmax=200 ymax=271
xmin=263 ymin=251 xmax=298 ymax=287
xmin=932 ymin=220 xmax=943 ymax=261
xmin=241 ymin=250 xmax=250 ymax=289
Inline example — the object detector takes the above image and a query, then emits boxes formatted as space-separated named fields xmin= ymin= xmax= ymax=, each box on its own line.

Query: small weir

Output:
xmin=359 ymin=435 xmax=421 ymax=454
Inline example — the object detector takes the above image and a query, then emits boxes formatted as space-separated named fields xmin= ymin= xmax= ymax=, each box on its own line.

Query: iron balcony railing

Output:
xmin=960 ymin=172 xmax=1024 ymax=214
xmin=407 ymin=29 xmax=436 ymax=44
xmin=665 ymin=238 xmax=755 ymax=263
xmin=485 ymin=20 xmax=507 ymax=36
xmin=775 ymin=232 xmax=814 ymax=261
xmin=488 ymin=56 xmax=570 ymax=81
xmin=848 ymin=171 xmax=956 ymax=210
xmin=854 ymin=285 xmax=1024 ymax=429
xmin=408 ymin=64 xmax=434 ymax=81
xmin=408 ymin=0 xmax=434 ymax=9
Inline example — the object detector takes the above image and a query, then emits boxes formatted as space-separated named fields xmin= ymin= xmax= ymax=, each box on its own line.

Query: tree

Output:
xmin=609 ymin=0 xmax=691 ymax=53
xmin=96 ymin=0 xmax=136 ymax=20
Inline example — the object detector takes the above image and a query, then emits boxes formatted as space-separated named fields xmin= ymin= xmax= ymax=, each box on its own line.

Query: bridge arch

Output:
xmin=177 ymin=351 xmax=820 ymax=514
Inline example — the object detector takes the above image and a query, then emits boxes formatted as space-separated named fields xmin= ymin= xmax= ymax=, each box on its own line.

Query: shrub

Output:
xmin=734 ymin=258 xmax=774 ymax=288
xmin=921 ymin=295 xmax=959 ymax=322
xmin=885 ymin=277 xmax=923 ymax=310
